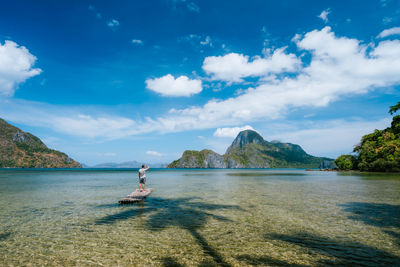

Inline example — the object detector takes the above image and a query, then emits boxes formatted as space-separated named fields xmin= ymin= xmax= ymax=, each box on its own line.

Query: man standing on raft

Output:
xmin=138 ymin=164 xmax=149 ymax=192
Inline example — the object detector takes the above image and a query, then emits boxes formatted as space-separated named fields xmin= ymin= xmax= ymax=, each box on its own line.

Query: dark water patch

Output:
xmin=144 ymin=197 xmax=237 ymax=266
xmin=339 ymin=202 xmax=400 ymax=228
xmin=94 ymin=196 xmax=238 ymax=265
xmin=94 ymin=203 xmax=120 ymax=209
xmin=0 ymin=232 xmax=11 ymax=241
xmin=161 ymin=257 xmax=185 ymax=267
xmin=339 ymin=202 xmax=400 ymax=244
xmin=269 ymin=232 xmax=400 ymax=266
xmin=95 ymin=207 xmax=154 ymax=225
xmin=188 ymin=228 xmax=231 ymax=266
xmin=237 ymin=254 xmax=308 ymax=266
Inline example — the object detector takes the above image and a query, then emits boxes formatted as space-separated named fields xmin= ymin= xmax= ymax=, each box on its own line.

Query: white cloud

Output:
xmin=318 ymin=9 xmax=330 ymax=23
xmin=146 ymin=150 xmax=163 ymax=157
xmin=0 ymin=40 xmax=42 ymax=96
xmin=378 ymin=27 xmax=400 ymax=38
xmin=107 ymin=19 xmax=119 ymax=30
xmin=382 ymin=17 xmax=394 ymax=25
xmin=213 ymin=125 xmax=254 ymax=138
xmin=2 ymin=27 xmax=400 ymax=149
xmin=265 ymin=118 xmax=391 ymax=158
xmin=145 ymin=74 xmax=202 ymax=97
xmin=202 ymin=48 xmax=300 ymax=83
xmin=132 ymin=39 xmax=143 ymax=45
xmin=180 ymin=34 xmax=213 ymax=48
xmin=200 ymin=36 xmax=212 ymax=46
xmin=0 ymin=99 xmax=136 ymax=139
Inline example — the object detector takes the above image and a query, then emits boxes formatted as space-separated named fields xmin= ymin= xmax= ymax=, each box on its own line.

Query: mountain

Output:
xmin=89 ymin=161 xmax=142 ymax=168
xmin=0 ymin=118 xmax=81 ymax=168
xmin=168 ymin=130 xmax=333 ymax=168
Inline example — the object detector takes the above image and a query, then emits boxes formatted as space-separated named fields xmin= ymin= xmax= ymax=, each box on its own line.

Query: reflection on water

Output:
xmin=0 ymin=169 xmax=399 ymax=266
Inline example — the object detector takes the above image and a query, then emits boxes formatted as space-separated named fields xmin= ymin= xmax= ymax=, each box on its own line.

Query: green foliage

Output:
xmin=335 ymin=155 xmax=357 ymax=170
xmin=0 ymin=118 xmax=81 ymax=168
xmin=389 ymin=102 xmax=400 ymax=115
xmin=336 ymin=102 xmax=400 ymax=172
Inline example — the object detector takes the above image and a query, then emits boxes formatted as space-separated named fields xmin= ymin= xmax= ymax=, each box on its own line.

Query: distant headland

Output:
xmin=0 ymin=118 xmax=81 ymax=168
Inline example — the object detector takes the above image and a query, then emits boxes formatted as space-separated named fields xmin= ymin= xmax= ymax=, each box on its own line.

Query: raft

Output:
xmin=118 ymin=188 xmax=152 ymax=204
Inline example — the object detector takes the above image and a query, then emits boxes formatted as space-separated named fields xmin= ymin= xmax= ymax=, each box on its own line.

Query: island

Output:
xmin=168 ymin=129 xmax=334 ymax=168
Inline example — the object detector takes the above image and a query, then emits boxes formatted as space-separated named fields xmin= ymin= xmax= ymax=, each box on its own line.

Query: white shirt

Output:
xmin=138 ymin=168 xmax=146 ymax=178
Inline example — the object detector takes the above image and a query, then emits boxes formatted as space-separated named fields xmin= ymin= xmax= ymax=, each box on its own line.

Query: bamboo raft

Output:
xmin=118 ymin=188 xmax=152 ymax=204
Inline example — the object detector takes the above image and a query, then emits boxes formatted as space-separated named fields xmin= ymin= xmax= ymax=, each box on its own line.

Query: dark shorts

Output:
xmin=139 ymin=177 xmax=146 ymax=184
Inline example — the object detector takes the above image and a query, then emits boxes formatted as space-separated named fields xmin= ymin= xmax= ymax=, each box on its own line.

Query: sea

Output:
xmin=0 ymin=168 xmax=399 ymax=266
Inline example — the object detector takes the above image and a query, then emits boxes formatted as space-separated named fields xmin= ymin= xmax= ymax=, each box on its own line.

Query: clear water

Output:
xmin=0 ymin=169 xmax=399 ymax=266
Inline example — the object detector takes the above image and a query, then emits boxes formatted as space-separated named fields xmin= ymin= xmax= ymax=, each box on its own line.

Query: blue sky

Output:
xmin=1 ymin=0 xmax=400 ymax=165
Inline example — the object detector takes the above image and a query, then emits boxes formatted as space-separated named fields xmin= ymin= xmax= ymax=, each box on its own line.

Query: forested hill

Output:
xmin=335 ymin=108 xmax=400 ymax=172
xmin=0 ymin=118 xmax=81 ymax=168
xmin=169 ymin=130 xmax=333 ymax=168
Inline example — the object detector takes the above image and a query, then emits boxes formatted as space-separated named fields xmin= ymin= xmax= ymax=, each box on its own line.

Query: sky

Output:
xmin=1 ymin=0 xmax=400 ymax=165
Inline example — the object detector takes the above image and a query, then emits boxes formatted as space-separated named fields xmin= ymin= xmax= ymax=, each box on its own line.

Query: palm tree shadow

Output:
xmin=94 ymin=196 xmax=240 ymax=266
xmin=161 ymin=257 xmax=185 ymax=267
xmin=268 ymin=232 xmax=400 ymax=266
xmin=339 ymin=202 xmax=400 ymax=244
xmin=236 ymin=230 xmax=400 ymax=266
xmin=236 ymin=254 xmax=307 ymax=266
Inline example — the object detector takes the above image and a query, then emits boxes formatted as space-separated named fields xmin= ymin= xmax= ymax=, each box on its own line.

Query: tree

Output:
xmin=335 ymin=101 xmax=400 ymax=172
xmin=389 ymin=102 xmax=400 ymax=115
xmin=335 ymin=155 xmax=357 ymax=170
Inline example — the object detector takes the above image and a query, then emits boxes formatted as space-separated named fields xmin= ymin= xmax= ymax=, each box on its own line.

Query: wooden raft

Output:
xmin=118 ymin=188 xmax=152 ymax=204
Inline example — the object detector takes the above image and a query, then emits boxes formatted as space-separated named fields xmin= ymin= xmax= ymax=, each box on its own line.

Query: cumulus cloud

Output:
xmin=146 ymin=151 xmax=163 ymax=157
xmin=266 ymin=118 xmax=391 ymax=157
xmin=0 ymin=99 xmax=137 ymax=139
xmin=213 ymin=125 xmax=254 ymax=138
xmin=145 ymin=74 xmax=202 ymax=97
xmin=3 ymin=27 xmax=400 ymax=147
xmin=107 ymin=19 xmax=119 ymax=30
xmin=202 ymin=48 xmax=300 ymax=83
xmin=0 ymin=40 xmax=42 ymax=96
xmin=318 ymin=9 xmax=330 ymax=23
xmin=132 ymin=39 xmax=143 ymax=45
xmin=378 ymin=27 xmax=400 ymax=38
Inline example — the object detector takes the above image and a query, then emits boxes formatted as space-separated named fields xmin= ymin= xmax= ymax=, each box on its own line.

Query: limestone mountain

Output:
xmin=168 ymin=130 xmax=333 ymax=168
xmin=0 ymin=118 xmax=81 ymax=168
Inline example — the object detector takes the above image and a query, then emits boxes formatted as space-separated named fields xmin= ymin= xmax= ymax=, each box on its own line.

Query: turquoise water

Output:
xmin=0 ymin=169 xmax=399 ymax=266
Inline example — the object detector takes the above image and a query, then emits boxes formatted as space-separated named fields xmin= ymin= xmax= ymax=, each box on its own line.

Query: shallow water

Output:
xmin=0 ymin=169 xmax=399 ymax=266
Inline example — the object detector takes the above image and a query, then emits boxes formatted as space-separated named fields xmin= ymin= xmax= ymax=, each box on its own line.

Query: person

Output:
xmin=138 ymin=164 xmax=149 ymax=192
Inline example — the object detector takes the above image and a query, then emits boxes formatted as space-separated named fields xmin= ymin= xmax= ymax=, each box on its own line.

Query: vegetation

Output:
xmin=0 ymin=118 xmax=81 ymax=168
xmin=168 ymin=150 xmax=213 ymax=168
xmin=335 ymin=102 xmax=400 ymax=172
xmin=169 ymin=130 xmax=333 ymax=168
xmin=335 ymin=155 xmax=357 ymax=170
